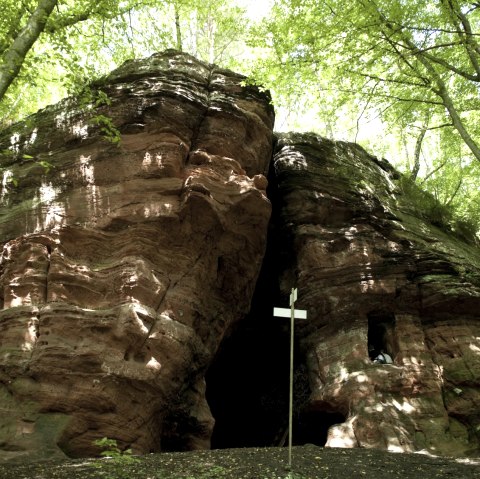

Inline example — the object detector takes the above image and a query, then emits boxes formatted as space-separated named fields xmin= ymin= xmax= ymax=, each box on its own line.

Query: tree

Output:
xmin=251 ymin=0 xmax=480 ymax=162
xmin=0 ymin=0 xmax=57 ymax=103
xmin=247 ymin=0 xmax=480 ymax=234
xmin=0 ymin=0 xmax=253 ymax=126
xmin=171 ymin=0 xmax=250 ymax=66
xmin=0 ymin=0 xmax=478 ymax=234
xmin=0 ymin=1 xmax=164 ymax=125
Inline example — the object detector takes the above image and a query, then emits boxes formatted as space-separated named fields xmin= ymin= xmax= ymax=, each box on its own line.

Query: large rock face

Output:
xmin=1 ymin=51 xmax=479 ymax=462
xmin=273 ymin=133 xmax=480 ymax=457
xmin=0 ymin=50 xmax=274 ymax=461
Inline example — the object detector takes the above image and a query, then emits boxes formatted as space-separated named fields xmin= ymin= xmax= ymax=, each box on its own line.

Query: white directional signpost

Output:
xmin=273 ymin=287 xmax=307 ymax=472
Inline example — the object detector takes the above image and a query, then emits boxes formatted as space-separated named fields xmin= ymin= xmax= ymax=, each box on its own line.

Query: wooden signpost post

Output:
xmin=273 ymin=287 xmax=307 ymax=472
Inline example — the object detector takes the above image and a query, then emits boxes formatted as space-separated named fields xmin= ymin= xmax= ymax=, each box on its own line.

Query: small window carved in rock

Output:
xmin=367 ymin=311 xmax=396 ymax=363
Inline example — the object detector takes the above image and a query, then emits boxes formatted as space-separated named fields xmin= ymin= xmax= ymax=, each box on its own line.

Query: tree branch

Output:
xmin=419 ymin=49 xmax=480 ymax=81
xmin=351 ymin=70 xmax=430 ymax=88
xmin=365 ymin=0 xmax=480 ymax=163
xmin=420 ymin=160 xmax=448 ymax=183
xmin=445 ymin=176 xmax=464 ymax=205
xmin=444 ymin=0 xmax=480 ymax=62
xmin=411 ymin=111 xmax=430 ymax=180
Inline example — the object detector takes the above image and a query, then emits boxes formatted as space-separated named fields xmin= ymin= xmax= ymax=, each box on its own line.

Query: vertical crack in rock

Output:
xmin=186 ymin=67 xmax=214 ymax=165
xmin=43 ymin=243 xmax=51 ymax=304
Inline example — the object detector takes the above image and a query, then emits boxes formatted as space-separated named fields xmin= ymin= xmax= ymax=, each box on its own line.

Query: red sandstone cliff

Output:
xmin=0 ymin=52 xmax=479 ymax=463
xmin=273 ymin=133 xmax=480 ymax=457
xmin=0 ymin=50 xmax=274 ymax=461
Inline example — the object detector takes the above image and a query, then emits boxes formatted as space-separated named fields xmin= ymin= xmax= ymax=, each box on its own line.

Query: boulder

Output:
xmin=272 ymin=133 xmax=480 ymax=457
xmin=0 ymin=50 xmax=274 ymax=461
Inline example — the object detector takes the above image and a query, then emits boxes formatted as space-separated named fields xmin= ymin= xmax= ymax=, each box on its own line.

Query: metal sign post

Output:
xmin=273 ymin=287 xmax=307 ymax=471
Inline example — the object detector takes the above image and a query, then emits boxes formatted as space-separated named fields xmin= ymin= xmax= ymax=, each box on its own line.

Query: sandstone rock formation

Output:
xmin=0 ymin=50 xmax=274 ymax=461
xmin=272 ymin=133 xmax=480 ymax=457
xmin=1 ymin=50 xmax=479 ymax=463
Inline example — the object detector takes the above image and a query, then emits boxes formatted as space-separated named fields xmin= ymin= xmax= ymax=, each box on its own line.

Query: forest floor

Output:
xmin=0 ymin=445 xmax=478 ymax=479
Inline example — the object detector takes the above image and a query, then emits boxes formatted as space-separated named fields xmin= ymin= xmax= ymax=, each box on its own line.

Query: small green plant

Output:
xmin=182 ymin=464 xmax=227 ymax=478
xmin=92 ymin=437 xmax=139 ymax=478
xmin=91 ymin=114 xmax=121 ymax=145
xmin=94 ymin=437 xmax=138 ymax=462
xmin=77 ymin=87 xmax=121 ymax=146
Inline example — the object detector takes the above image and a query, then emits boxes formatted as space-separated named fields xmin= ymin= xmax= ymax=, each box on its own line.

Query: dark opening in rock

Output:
xmin=205 ymin=221 xmax=292 ymax=449
xmin=206 ymin=162 xmax=316 ymax=450
xmin=206 ymin=172 xmax=293 ymax=448
xmin=367 ymin=311 xmax=396 ymax=360
xmin=294 ymin=410 xmax=346 ymax=446
xmin=206 ymin=313 xmax=289 ymax=449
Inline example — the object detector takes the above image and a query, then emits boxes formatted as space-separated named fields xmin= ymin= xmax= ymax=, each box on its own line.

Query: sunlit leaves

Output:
xmin=0 ymin=0 xmax=256 ymax=126
xmin=0 ymin=0 xmax=479 ymax=234
xmin=247 ymin=0 xmax=480 ymax=235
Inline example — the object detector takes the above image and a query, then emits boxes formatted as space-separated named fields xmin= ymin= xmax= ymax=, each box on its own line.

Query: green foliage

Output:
xmin=91 ymin=114 xmax=121 ymax=145
xmin=92 ymin=437 xmax=139 ymax=479
xmin=247 ymin=0 xmax=480 ymax=236
xmin=396 ymin=174 xmax=479 ymax=243
xmin=0 ymin=0 xmax=256 ymax=125
xmin=0 ymin=0 xmax=479 ymax=236
xmin=397 ymin=174 xmax=452 ymax=225
xmin=38 ymin=160 xmax=53 ymax=173
xmin=182 ymin=464 xmax=228 ymax=478
xmin=93 ymin=437 xmax=137 ymax=461
xmin=74 ymin=87 xmax=120 ymax=145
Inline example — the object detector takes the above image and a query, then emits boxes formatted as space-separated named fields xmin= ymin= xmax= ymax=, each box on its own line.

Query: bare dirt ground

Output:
xmin=0 ymin=445 xmax=478 ymax=479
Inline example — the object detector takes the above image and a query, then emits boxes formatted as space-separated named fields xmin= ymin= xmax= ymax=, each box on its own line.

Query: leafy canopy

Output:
xmin=0 ymin=0 xmax=479 ymax=235
xmin=248 ymin=0 xmax=480 ymax=236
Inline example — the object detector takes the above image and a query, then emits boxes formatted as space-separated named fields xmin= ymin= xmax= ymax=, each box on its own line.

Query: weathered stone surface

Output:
xmin=1 ymin=51 xmax=480 ymax=463
xmin=273 ymin=133 xmax=480 ymax=457
xmin=0 ymin=50 xmax=274 ymax=461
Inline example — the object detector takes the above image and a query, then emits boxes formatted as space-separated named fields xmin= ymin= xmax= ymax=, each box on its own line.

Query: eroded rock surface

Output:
xmin=273 ymin=133 xmax=480 ymax=457
xmin=0 ymin=50 xmax=274 ymax=461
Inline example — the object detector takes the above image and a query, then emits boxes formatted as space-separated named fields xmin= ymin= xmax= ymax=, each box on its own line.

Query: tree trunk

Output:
xmin=411 ymin=111 xmax=430 ymax=181
xmin=0 ymin=0 xmax=58 ymax=103
xmin=436 ymin=81 xmax=480 ymax=163
xmin=382 ymin=14 xmax=480 ymax=165
xmin=175 ymin=6 xmax=182 ymax=51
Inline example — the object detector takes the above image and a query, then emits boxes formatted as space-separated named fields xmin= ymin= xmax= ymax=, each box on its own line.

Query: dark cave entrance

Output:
xmin=205 ymin=160 xmax=344 ymax=449
xmin=293 ymin=410 xmax=346 ymax=446
xmin=205 ymin=317 xmax=345 ymax=448
xmin=206 ymin=160 xmax=292 ymax=449
xmin=206 ymin=316 xmax=347 ymax=448
xmin=367 ymin=310 xmax=396 ymax=360
xmin=205 ymin=252 xmax=291 ymax=449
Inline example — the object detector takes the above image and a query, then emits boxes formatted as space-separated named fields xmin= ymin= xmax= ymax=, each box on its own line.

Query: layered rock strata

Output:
xmin=273 ymin=133 xmax=480 ymax=457
xmin=0 ymin=50 xmax=274 ymax=461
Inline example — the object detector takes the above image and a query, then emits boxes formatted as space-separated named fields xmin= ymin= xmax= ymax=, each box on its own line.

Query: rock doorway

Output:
xmin=367 ymin=311 xmax=396 ymax=361
xmin=205 ymin=192 xmax=294 ymax=449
